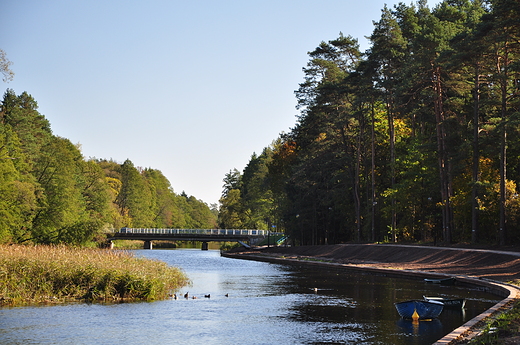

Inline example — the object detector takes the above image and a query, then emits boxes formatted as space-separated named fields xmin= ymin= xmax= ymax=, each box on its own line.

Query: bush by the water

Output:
xmin=0 ymin=245 xmax=190 ymax=305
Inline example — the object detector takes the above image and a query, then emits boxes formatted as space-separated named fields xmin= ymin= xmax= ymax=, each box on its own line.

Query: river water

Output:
xmin=0 ymin=249 xmax=500 ymax=344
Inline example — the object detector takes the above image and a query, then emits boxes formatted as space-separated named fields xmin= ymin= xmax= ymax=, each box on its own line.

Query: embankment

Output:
xmin=232 ymin=243 xmax=520 ymax=281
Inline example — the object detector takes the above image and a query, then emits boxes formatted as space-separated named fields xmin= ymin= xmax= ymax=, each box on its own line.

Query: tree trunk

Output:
xmin=432 ymin=65 xmax=452 ymax=244
xmin=498 ymin=45 xmax=509 ymax=246
xmin=386 ymin=96 xmax=397 ymax=242
xmin=354 ymin=108 xmax=364 ymax=241
xmin=371 ymin=100 xmax=377 ymax=242
xmin=471 ymin=65 xmax=480 ymax=244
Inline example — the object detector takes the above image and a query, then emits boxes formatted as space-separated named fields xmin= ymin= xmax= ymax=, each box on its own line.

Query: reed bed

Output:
xmin=0 ymin=245 xmax=190 ymax=305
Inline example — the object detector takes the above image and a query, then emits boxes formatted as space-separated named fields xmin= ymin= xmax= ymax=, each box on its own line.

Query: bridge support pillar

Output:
xmin=144 ymin=240 xmax=153 ymax=250
xmin=201 ymin=241 xmax=209 ymax=251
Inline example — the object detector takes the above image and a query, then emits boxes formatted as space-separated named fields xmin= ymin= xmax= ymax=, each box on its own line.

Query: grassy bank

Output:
xmin=0 ymin=245 xmax=190 ymax=305
xmin=469 ymin=298 xmax=520 ymax=344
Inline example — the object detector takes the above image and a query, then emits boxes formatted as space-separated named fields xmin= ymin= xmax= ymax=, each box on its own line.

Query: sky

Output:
xmin=1 ymin=0 xmax=442 ymax=206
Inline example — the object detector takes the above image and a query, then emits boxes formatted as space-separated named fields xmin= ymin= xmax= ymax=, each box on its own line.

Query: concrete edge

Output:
xmin=433 ymin=279 xmax=519 ymax=344
xmin=222 ymin=251 xmax=520 ymax=345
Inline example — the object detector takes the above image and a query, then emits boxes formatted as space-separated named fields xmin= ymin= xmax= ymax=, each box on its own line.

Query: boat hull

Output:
xmin=395 ymin=300 xmax=444 ymax=320
xmin=423 ymin=296 xmax=466 ymax=309
xmin=424 ymin=277 xmax=456 ymax=285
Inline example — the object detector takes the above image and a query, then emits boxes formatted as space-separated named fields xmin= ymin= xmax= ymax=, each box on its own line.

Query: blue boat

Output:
xmin=394 ymin=299 xmax=444 ymax=320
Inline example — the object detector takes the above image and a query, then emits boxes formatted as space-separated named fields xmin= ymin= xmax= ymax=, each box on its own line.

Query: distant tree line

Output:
xmin=218 ymin=0 xmax=520 ymax=245
xmin=0 ymin=89 xmax=217 ymax=245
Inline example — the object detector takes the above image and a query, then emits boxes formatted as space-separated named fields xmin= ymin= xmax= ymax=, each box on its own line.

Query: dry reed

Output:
xmin=0 ymin=245 xmax=190 ymax=305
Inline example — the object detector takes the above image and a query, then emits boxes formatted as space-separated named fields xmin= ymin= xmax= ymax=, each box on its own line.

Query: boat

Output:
xmin=423 ymin=277 xmax=456 ymax=285
xmin=394 ymin=299 xmax=444 ymax=320
xmin=423 ymin=296 xmax=466 ymax=309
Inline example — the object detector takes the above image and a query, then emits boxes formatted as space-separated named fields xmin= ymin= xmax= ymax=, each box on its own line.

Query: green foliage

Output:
xmin=100 ymin=159 xmax=217 ymax=231
xmin=183 ymin=195 xmax=218 ymax=228
xmin=218 ymin=149 xmax=280 ymax=230
xmin=0 ymin=90 xmax=217 ymax=245
xmin=0 ymin=124 xmax=37 ymax=243
xmin=116 ymin=159 xmax=154 ymax=227
xmin=1 ymin=89 xmax=52 ymax=163
xmin=31 ymin=137 xmax=93 ymax=244
xmin=218 ymin=189 xmax=244 ymax=229
xmin=221 ymin=0 xmax=520 ymax=246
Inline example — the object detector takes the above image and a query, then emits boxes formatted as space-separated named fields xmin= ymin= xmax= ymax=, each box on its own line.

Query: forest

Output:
xmin=0 ymin=89 xmax=217 ymax=245
xmin=217 ymin=0 xmax=520 ymax=245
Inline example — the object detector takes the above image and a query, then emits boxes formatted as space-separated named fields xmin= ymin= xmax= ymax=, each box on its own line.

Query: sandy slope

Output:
xmin=248 ymin=243 xmax=520 ymax=282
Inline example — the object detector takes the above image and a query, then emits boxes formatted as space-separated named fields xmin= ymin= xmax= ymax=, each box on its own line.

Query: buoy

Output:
xmin=412 ymin=309 xmax=420 ymax=321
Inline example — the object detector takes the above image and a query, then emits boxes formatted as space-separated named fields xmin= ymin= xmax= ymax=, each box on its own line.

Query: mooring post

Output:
xmin=201 ymin=241 xmax=209 ymax=250
xmin=144 ymin=240 xmax=153 ymax=250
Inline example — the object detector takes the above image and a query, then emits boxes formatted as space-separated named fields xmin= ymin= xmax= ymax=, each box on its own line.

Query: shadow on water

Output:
xmin=264 ymin=264 xmax=497 ymax=344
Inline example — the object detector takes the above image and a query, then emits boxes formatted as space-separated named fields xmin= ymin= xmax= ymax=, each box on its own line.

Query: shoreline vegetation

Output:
xmin=0 ymin=245 xmax=190 ymax=306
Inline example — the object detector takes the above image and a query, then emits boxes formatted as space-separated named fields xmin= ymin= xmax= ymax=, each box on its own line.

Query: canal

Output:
xmin=0 ymin=249 xmax=500 ymax=344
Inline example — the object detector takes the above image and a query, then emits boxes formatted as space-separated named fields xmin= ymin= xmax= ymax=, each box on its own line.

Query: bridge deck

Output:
xmin=112 ymin=233 xmax=253 ymax=242
xmin=108 ymin=228 xmax=283 ymax=242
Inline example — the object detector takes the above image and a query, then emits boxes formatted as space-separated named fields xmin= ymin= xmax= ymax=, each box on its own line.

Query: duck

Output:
xmin=204 ymin=294 xmax=210 ymax=298
xmin=184 ymin=292 xmax=189 ymax=299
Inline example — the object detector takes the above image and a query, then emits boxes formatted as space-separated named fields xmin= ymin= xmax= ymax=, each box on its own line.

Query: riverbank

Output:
xmin=0 ymin=245 xmax=190 ymax=305
xmin=250 ymin=243 xmax=520 ymax=282
xmin=223 ymin=243 xmax=520 ymax=344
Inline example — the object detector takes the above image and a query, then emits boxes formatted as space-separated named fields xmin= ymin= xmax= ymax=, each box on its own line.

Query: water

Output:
xmin=0 ymin=249 xmax=500 ymax=344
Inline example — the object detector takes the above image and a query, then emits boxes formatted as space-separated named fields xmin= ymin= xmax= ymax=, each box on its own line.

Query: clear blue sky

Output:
xmin=1 ymin=0 xmax=441 ymax=206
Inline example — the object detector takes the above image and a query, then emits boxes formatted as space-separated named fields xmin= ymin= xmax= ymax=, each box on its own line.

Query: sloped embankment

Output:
xmin=254 ymin=244 xmax=520 ymax=282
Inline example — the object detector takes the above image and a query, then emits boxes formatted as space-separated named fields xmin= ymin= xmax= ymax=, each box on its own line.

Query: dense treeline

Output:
xmin=0 ymin=89 xmax=217 ymax=245
xmin=219 ymin=0 xmax=520 ymax=245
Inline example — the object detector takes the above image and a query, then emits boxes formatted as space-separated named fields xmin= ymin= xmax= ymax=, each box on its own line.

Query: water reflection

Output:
xmin=396 ymin=318 xmax=444 ymax=336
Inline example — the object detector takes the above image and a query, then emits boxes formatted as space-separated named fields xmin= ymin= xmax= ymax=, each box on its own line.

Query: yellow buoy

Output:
xmin=412 ymin=308 xmax=420 ymax=321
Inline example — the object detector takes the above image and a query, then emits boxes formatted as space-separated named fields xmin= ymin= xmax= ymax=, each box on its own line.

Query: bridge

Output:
xmin=107 ymin=227 xmax=285 ymax=250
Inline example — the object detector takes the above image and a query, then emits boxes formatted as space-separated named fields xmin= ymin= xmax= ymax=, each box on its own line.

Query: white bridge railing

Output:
xmin=118 ymin=227 xmax=283 ymax=237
